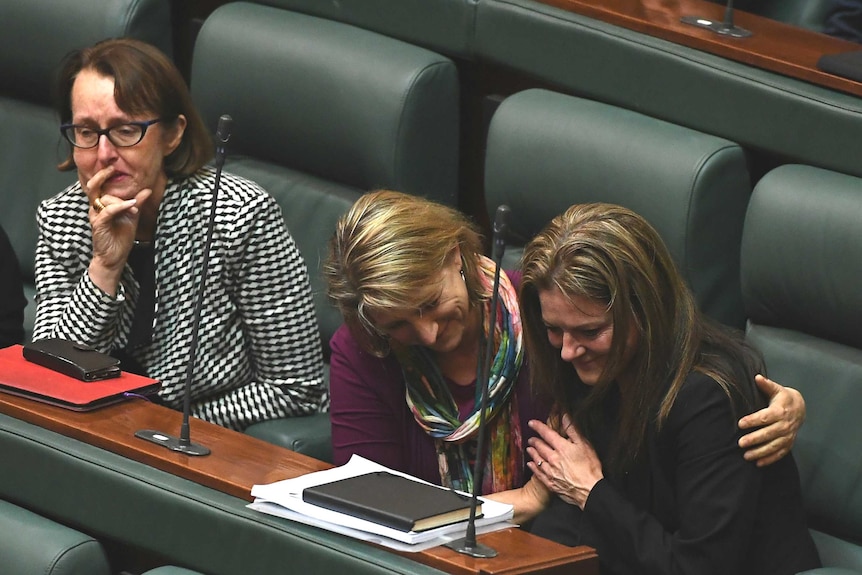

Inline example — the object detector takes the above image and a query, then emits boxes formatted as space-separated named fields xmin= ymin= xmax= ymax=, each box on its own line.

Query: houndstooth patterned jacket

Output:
xmin=33 ymin=167 xmax=327 ymax=430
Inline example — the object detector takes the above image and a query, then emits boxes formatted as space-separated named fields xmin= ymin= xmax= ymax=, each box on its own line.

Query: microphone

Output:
xmin=446 ymin=204 xmax=510 ymax=558
xmin=214 ymin=114 xmax=233 ymax=169
xmin=134 ymin=114 xmax=234 ymax=456
xmin=681 ymin=0 xmax=752 ymax=38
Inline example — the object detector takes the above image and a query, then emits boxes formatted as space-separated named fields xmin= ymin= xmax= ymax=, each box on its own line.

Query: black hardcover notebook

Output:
xmin=302 ymin=471 xmax=480 ymax=532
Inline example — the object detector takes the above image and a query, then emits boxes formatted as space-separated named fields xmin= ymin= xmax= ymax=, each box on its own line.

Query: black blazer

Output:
xmin=530 ymin=372 xmax=820 ymax=575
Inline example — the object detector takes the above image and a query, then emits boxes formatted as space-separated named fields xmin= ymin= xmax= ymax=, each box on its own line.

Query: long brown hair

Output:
xmin=520 ymin=203 xmax=763 ymax=474
xmin=55 ymin=37 xmax=213 ymax=176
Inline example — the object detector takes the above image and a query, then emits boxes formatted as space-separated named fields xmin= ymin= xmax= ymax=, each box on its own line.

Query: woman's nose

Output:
xmin=96 ymin=133 xmax=119 ymax=162
xmin=560 ymin=332 xmax=586 ymax=362
xmin=413 ymin=318 xmax=439 ymax=346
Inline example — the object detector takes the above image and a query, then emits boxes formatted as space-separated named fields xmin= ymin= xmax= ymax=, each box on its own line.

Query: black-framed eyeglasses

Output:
xmin=60 ymin=118 xmax=162 ymax=149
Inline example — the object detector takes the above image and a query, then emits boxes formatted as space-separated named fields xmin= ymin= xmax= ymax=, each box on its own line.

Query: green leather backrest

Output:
xmin=246 ymin=0 xmax=478 ymax=58
xmin=0 ymin=0 xmax=173 ymax=105
xmin=484 ymin=88 xmax=751 ymax=328
xmin=741 ymin=165 xmax=862 ymax=571
xmin=191 ymin=2 xmax=460 ymax=207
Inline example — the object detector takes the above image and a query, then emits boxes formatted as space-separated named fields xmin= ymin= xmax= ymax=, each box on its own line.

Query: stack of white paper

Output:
xmin=248 ymin=454 xmax=516 ymax=552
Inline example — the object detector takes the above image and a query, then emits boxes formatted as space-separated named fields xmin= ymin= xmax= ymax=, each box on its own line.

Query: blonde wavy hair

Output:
xmin=324 ymin=190 xmax=486 ymax=357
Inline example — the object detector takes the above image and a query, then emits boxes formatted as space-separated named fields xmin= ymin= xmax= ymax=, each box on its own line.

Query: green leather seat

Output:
xmin=0 ymin=499 xmax=111 ymax=575
xmin=0 ymin=0 xmax=174 ymax=344
xmin=484 ymin=88 xmax=751 ymax=328
xmin=741 ymin=165 xmax=862 ymax=574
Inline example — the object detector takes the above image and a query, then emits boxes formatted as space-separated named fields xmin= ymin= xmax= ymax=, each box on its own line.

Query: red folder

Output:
xmin=0 ymin=344 xmax=160 ymax=411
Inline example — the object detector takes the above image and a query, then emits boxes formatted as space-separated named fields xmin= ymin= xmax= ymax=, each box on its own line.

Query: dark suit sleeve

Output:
xmin=583 ymin=373 xmax=761 ymax=575
xmin=0 ymin=225 xmax=26 ymax=347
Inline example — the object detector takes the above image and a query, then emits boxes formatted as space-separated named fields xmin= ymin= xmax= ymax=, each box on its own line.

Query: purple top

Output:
xmin=328 ymin=271 xmax=549 ymax=493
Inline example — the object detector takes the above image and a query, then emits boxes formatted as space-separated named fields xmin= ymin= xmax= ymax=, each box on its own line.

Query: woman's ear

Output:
xmin=163 ymin=114 xmax=187 ymax=156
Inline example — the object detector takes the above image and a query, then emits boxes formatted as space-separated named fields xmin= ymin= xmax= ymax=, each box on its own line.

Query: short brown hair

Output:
xmin=55 ymin=37 xmax=213 ymax=176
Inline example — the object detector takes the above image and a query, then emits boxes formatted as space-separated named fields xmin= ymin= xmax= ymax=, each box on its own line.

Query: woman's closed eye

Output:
xmin=545 ymin=325 xmax=604 ymax=339
xmin=578 ymin=328 xmax=602 ymax=339
xmin=419 ymin=298 xmax=440 ymax=314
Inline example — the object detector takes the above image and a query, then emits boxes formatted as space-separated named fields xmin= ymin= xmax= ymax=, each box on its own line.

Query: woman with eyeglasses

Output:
xmin=32 ymin=38 xmax=327 ymax=430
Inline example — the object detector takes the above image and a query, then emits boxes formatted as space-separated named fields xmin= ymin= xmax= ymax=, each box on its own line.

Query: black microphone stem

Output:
xmin=178 ymin=115 xmax=232 ymax=449
xmin=462 ymin=244 xmax=504 ymax=549
xmin=135 ymin=114 xmax=232 ymax=456
xmin=723 ymin=0 xmax=736 ymax=27
xmin=448 ymin=205 xmax=509 ymax=558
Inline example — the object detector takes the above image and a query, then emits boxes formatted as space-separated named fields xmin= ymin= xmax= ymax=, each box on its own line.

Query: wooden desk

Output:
xmin=534 ymin=0 xmax=862 ymax=97
xmin=0 ymin=393 xmax=598 ymax=575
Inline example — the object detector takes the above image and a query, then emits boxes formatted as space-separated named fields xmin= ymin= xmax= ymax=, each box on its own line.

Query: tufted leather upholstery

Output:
xmin=741 ymin=165 xmax=862 ymax=574
xmin=0 ymin=0 xmax=174 ymax=344
xmin=484 ymin=88 xmax=751 ymax=328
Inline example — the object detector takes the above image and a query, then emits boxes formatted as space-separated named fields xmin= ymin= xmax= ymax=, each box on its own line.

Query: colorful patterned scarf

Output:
xmin=395 ymin=256 xmax=524 ymax=494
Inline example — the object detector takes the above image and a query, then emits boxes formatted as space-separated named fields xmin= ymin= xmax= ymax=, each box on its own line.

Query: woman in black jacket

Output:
xmin=492 ymin=203 xmax=820 ymax=575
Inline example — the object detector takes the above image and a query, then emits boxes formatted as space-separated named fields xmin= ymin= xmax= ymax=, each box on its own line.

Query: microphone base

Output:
xmin=135 ymin=429 xmax=211 ymax=456
xmin=681 ymin=15 xmax=752 ymax=38
xmin=445 ymin=538 xmax=498 ymax=558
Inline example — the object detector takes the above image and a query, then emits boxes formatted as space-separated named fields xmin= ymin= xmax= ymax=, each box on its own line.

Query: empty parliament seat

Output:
xmin=483 ymin=88 xmax=752 ymax=329
xmin=741 ymin=165 xmax=862 ymax=574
